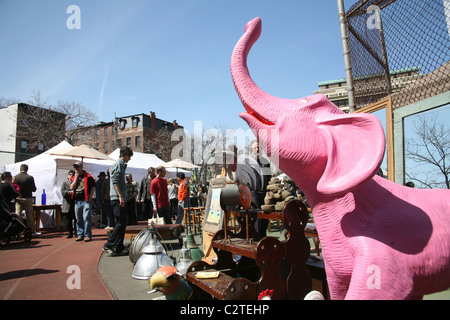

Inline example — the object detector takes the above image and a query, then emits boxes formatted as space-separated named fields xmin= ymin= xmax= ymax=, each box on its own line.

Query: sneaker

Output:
xmin=32 ymin=232 xmax=41 ymax=237
xmin=110 ymin=247 xmax=129 ymax=257
xmin=84 ymin=237 xmax=91 ymax=242
xmin=75 ymin=236 xmax=84 ymax=241
xmin=102 ymin=246 xmax=114 ymax=254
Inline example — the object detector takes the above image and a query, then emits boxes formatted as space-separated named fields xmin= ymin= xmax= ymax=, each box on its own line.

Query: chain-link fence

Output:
xmin=346 ymin=0 xmax=450 ymax=110
xmin=0 ymin=150 xmax=37 ymax=171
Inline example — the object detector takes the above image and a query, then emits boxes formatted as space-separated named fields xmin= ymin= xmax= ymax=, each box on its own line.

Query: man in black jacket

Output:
xmin=14 ymin=164 xmax=39 ymax=236
xmin=61 ymin=170 xmax=76 ymax=238
xmin=235 ymin=140 xmax=271 ymax=239
xmin=137 ymin=167 xmax=155 ymax=220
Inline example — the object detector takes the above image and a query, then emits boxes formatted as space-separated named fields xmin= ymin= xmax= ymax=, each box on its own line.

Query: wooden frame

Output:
xmin=353 ymin=97 xmax=394 ymax=181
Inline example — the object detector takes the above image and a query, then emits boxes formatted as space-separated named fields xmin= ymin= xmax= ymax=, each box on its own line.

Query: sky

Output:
xmin=0 ymin=0 xmax=361 ymax=135
xmin=1 ymin=0 xmax=449 ymax=188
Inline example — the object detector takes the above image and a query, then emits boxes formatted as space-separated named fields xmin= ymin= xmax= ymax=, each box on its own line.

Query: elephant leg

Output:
xmin=344 ymin=259 xmax=414 ymax=300
xmin=325 ymin=269 xmax=350 ymax=300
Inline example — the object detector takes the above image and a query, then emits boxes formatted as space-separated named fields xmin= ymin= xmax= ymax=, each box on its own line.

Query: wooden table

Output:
xmin=124 ymin=223 xmax=182 ymax=241
xmin=32 ymin=204 xmax=62 ymax=232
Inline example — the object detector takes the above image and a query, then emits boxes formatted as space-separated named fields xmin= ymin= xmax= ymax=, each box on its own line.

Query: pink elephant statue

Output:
xmin=230 ymin=17 xmax=450 ymax=300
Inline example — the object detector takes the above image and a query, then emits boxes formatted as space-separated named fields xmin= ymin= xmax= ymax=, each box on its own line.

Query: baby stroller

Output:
xmin=0 ymin=204 xmax=32 ymax=247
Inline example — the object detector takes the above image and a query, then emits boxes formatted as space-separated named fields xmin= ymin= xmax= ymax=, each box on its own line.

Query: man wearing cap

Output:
xmin=70 ymin=161 xmax=96 ymax=242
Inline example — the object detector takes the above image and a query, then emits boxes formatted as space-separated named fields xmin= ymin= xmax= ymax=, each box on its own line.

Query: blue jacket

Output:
xmin=110 ymin=158 xmax=127 ymax=201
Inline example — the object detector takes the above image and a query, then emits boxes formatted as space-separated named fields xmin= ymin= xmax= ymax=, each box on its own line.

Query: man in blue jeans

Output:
xmin=70 ymin=162 xmax=96 ymax=242
xmin=103 ymin=146 xmax=133 ymax=256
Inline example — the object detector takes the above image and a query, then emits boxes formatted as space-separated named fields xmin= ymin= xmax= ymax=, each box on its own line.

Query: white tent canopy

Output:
xmin=2 ymin=142 xmax=191 ymax=228
xmin=109 ymin=148 xmax=165 ymax=169
xmin=107 ymin=148 xmax=191 ymax=180
xmin=3 ymin=141 xmax=75 ymax=227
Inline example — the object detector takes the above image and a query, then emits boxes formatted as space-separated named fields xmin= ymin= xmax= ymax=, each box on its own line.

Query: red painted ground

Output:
xmin=0 ymin=227 xmax=113 ymax=300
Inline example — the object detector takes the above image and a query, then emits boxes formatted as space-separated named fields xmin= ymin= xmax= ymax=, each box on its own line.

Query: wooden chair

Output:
xmin=184 ymin=207 xmax=205 ymax=234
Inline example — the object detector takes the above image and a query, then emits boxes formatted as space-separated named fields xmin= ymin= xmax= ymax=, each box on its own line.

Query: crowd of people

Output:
xmin=1 ymin=140 xmax=292 ymax=254
xmin=59 ymin=146 xmax=209 ymax=256
xmin=0 ymin=147 xmax=210 ymax=255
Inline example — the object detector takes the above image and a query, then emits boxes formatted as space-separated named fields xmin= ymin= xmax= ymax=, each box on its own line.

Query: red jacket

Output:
xmin=177 ymin=179 xmax=189 ymax=202
xmin=71 ymin=171 xmax=96 ymax=201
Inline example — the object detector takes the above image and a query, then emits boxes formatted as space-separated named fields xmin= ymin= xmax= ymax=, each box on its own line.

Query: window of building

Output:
xmin=20 ymin=140 xmax=28 ymax=153
xmin=117 ymin=139 xmax=122 ymax=147
xmin=38 ymin=142 xmax=45 ymax=152
xmin=104 ymin=127 xmax=108 ymax=136
xmin=132 ymin=117 xmax=140 ymax=128
xmin=135 ymin=136 xmax=141 ymax=148
xmin=126 ymin=137 xmax=131 ymax=147
xmin=119 ymin=119 xmax=127 ymax=130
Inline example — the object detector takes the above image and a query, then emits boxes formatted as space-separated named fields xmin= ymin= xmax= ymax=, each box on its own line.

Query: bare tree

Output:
xmin=1 ymin=90 xmax=99 ymax=147
xmin=0 ymin=97 xmax=20 ymax=108
xmin=27 ymin=89 xmax=50 ymax=108
xmin=28 ymin=90 xmax=98 ymax=139
xmin=53 ymin=100 xmax=98 ymax=131
xmin=405 ymin=113 xmax=449 ymax=189
xmin=53 ymin=100 xmax=99 ymax=145
xmin=144 ymin=128 xmax=177 ymax=162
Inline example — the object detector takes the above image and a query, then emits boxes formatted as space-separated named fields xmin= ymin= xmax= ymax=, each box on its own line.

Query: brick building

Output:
xmin=68 ymin=112 xmax=181 ymax=161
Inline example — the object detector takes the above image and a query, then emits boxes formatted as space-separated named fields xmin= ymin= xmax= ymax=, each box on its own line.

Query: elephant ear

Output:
xmin=316 ymin=113 xmax=385 ymax=195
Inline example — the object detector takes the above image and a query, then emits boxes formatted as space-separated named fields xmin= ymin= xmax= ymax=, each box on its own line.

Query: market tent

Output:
xmin=108 ymin=149 xmax=191 ymax=180
xmin=3 ymin=141 xmax=75 ymax=227
xmin=3 ymin=142 xmax=192 ymax=228
xmin=108 ymin=148 xmax=165 ymax=169
xmin=49 ymin=144 xmax=114 ymax=163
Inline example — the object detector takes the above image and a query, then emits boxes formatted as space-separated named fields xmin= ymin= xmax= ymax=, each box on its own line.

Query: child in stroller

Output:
xmin=0 ymin=204 xmax=32 ymax=247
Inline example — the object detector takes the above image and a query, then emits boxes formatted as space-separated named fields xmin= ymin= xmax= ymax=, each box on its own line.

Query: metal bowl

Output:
xmin=129 ymin=227 xmax=152 ymax=264
xmin=132 ymin=238 xmax=174 ymax=280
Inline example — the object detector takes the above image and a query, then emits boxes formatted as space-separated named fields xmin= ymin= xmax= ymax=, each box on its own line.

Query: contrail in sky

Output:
xmin=98 ymin=62 xmax=110 ymax=120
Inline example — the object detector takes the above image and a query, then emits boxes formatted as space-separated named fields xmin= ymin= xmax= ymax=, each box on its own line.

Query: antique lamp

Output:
xmin=132 ymin=236 xmax=174 ymax=280
xmin=185 ymin=233 xmax=204 ymax=262
xmin=175 ymin=247 xmax=194 ymax=276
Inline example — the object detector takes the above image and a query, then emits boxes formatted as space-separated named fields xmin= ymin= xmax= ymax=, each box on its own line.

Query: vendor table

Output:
xmin=124 ymin=223 xmax=182 ymax=241
xmin=187 ymin=200 xmax=324 ymax=300
xmin=32 ymin=204 xmax=62 ymax=232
